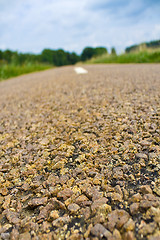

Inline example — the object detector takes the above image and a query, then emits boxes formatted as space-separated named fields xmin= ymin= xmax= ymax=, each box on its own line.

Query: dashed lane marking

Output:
xmin=74 ymin=67 xmax=88 ymax=74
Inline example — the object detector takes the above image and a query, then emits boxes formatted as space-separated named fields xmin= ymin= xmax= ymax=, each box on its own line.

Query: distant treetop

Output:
xmin=125 ymin=40 xmax=160 ymax=53
xmin=0 ymin=46 xmax=108 ymax=66
xmin=81 ymin=47 xmax=108 ymax=61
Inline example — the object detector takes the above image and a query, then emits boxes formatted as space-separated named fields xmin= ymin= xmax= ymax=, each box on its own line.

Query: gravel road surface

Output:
xmin=0 ymin=64 xmax=160 ymax=240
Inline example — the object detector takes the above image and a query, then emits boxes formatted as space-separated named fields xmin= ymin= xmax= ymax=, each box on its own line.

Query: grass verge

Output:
xmin=86 ymin=50 xmax=160 ymax=64
xmin=0 ymin=63 xmax=53 ymax=81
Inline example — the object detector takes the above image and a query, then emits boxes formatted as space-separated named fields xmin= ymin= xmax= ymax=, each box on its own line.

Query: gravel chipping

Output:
xmin=0 ymin=64 xmax=160 ymax=239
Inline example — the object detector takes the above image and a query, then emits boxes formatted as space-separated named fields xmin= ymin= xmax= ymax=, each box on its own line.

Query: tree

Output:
xmin=81 ymin=46 xmax=108 ymax=61
xmin=67 ymin=52 xmax=80 ymax=65
xmin=3 ymin=49 xmax=13 ymax=63
xmin=0 ymin=47 xmax=80 ymax=66
xmin=0 ymin=50 xmax=3 ymax=60
xmin=111 ymin=47 xmax=116 ymax=55
xmin=41 ymin=49 xmax=54 ymax=64
xmin=94 ymin=47 xmax=108 ymax=56
xmin=81 ymin=47 xmax=95 ymax=61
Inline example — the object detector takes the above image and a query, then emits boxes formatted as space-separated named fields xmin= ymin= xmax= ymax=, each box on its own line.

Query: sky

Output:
xmin=0 ymin=0 xmax=160 ymax=54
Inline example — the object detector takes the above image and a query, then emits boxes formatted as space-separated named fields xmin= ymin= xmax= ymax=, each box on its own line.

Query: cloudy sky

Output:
xmin=0 ymin=0 xmax=160 ymax=54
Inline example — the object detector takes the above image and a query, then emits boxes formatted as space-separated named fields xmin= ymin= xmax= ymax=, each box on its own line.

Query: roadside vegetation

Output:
xmin=0 ymin=63 xmax=52 ymax=81
xmin=0 ymin=47 xmax=107 ymax=80
xmin=0 ymin=40 xmax=160 ymax=80
xmin=0 ymin=49 xmax=78 ymax=81
xmin=86 ymin=49 xmax=160 ymax=64
xmin=86 ymin=40 xmax=160 ymax=64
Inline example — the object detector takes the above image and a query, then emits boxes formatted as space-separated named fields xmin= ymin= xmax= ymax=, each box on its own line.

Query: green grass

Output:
xmin=86 ymin=50 xmax=160 ymax=64
xmin=0 ymin=63 xmax=53 ymax=81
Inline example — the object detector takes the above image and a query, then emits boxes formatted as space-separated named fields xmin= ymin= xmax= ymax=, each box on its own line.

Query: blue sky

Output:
xmin=0 ymin=0 xmax=160 ymax=54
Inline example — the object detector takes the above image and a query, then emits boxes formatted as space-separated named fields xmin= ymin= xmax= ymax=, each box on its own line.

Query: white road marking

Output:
xmin=74 ymin=67 xmax=88 ymax=74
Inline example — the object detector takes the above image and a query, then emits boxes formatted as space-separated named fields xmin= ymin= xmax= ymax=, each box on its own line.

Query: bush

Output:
xmin=81 ymin=47 xmax=108 ymax=61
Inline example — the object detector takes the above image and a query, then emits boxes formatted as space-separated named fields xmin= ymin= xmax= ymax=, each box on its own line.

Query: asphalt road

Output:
xmin=0 ymin=64 xmax=160 ymax=240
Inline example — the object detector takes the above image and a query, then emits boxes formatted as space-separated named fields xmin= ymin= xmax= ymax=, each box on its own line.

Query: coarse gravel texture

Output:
xmin=0 ymin=64 xmax=160 ymax=240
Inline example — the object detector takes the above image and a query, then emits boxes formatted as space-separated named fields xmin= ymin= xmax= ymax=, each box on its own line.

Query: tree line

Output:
xmin=0 ymin=47 xmax=108 ymax=66
xmin=125 ymin=40 xmax=160 ymax=53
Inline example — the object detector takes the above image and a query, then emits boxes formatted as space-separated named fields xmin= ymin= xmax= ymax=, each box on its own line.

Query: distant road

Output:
xmin=0 ymin=64 xmax=160 ymax=240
